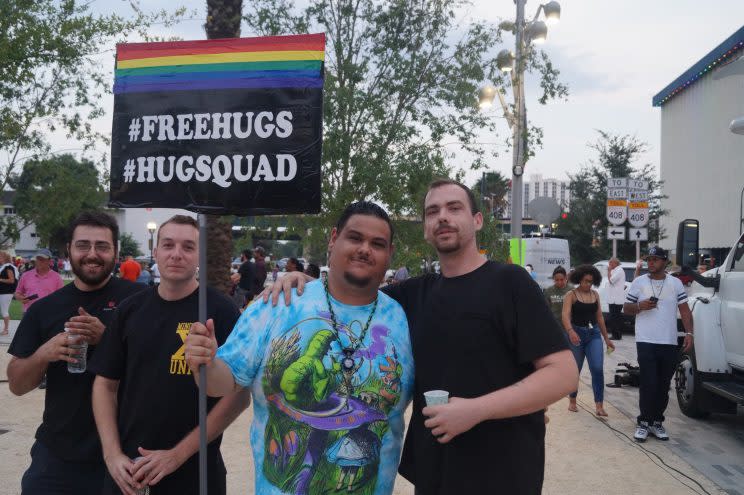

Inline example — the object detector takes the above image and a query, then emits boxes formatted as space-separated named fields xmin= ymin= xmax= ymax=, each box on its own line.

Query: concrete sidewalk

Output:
xmin=0 ymin=324 xmax=726 ymax=494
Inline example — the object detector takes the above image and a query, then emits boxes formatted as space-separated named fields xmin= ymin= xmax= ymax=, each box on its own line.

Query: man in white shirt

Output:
xmin=606 ymin=258 xmax=626 ymax=340
xmin=623 ymin=246 xmax=693 ymax=443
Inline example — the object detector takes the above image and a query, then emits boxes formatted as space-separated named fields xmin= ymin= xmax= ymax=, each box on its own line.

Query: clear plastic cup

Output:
xmin=66 ymin=331 xmax=88 ymax=373
xmin=424 ymin=390 xmax=450 ymax=406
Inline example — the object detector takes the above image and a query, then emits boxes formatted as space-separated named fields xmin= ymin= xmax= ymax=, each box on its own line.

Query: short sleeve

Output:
xmin=7 ymin=308 xmax=42 ymax=358
xmin=88 ymin=307 xmax=127 ymax=380
xmin=216 ymin=299 xmax=276 ymax=388
xmin=674 ymin=278 xmax=688 ymax=305
xmin=625 ymin=277 xmax=642 ymax=304
xmin=508 ymin=266 xmax=569 ymax=364
xmin=16 ymin=272 xmax=27 ymax=294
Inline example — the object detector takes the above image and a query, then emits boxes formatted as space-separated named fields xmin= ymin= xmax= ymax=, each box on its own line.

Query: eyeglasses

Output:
xmin=73 ymin=241 xmax=113 ymax=254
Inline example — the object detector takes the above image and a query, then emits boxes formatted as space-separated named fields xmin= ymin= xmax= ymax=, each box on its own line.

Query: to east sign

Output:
xmin=606 ymin=199 xmax=627 ymax=225
xmin=628 ymin=201 xmax=649 ymax=227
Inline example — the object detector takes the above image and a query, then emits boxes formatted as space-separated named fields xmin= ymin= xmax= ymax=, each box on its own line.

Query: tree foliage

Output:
xmin=11 ymin=154 xmax=106 ymax=252
xmin=119 ymin=232 xmax=143 ymax=258
xmin=0 ymin=0 xmax=188 ymax=247
xmin=241 ymin=0 xmax=567 ymax=261
xmin=556 ymin=131 xmax=666 ymax=264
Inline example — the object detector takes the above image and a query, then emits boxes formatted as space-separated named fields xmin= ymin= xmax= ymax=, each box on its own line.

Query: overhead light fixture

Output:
xmin=526 ymin=21 xmax=548 ymax=44
xmin=496 ymin=49 xmax=515 ymax=72
xmin=478 ymin=84 xmax=497 ymax=109
xmin=543 ymin=1 xmax=561 ymax=25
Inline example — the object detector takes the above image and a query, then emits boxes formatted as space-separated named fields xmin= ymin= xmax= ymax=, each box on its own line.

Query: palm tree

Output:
xmin=203 ymin=0 xmax=243 ymax=294
xmin=473 ymin=171 xmax=510 ymax=219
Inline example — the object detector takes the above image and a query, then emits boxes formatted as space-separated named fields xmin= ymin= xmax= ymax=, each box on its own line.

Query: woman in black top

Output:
xmin=0 ymin=250 xmax=18 ymax=335
xmin=561 ymin=265 xmax=614 ymax=416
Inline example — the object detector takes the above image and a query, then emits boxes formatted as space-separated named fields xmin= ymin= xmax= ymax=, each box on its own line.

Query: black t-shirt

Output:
xmin=237 ymin=260 xmax=254 ymax=292
xmin=7 ymin=277 xmax=145 ymax=462
xmin=0 ymin=265 xmax=17 ymax=294
xmin=383 ymin=261 xmax=569 ymax=495
xmin=88 ymin=286 xmax=239 ymax=494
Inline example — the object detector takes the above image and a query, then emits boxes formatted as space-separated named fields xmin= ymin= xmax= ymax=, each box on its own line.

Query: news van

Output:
xmin=509 ymin=236 xmax=570 ymax=289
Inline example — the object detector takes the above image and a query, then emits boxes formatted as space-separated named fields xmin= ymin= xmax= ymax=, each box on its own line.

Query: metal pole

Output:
xmin=511 ymin=0 xmax=526 ymax=264
xmin=612 ymin=239 xmax=617 ymax=259
xmin=197 ymin=213 xmax=208 ymax=495
xmin=635 ymin=240 xmax=640 ymax=262
xmin=739 ymin=184 xmax=744 ymax=234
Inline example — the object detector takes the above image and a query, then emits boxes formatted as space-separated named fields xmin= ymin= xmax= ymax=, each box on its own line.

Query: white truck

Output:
xmin=674 ymin=219 xmax=744 ymax=417
xmin=509 ymin=236 xmax=570 ymax=289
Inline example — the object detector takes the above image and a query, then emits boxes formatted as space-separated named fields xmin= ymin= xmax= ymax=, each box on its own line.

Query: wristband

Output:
xmin=637 ymin=302 xmax=641 ymax=312
xmin=685 ymin=332 xmax=693 ymax=336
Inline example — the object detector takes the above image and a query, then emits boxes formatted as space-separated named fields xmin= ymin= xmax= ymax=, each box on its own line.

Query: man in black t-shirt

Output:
xmin=231 ymin=249 xmax=255 ymax=308
xmin=90 ymin=215 xmax=249 ymax=495
xmin=267 ymin=179 xmax=578 ymax=494
xmin=7 ymin=211 xmax=145 ymax=494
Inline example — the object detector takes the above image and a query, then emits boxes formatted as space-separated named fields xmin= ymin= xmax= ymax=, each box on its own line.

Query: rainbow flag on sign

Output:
xmin=114 ymin=33 xmax=325 ymax=94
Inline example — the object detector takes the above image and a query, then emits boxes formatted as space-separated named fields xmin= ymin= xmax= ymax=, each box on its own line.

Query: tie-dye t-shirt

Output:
xmin=217 ymin=279 xmax=414 ymax=495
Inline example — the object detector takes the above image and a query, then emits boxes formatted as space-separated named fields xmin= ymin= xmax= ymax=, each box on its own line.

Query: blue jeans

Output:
xmin=21 ymin=441 xmax=105 ymax=494
xmin=568 ymin=324 xmax=604 ymax=403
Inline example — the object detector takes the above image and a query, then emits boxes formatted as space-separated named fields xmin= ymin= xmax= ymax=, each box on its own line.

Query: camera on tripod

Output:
xmin=605 ymin=362 xmax=640 ymax=388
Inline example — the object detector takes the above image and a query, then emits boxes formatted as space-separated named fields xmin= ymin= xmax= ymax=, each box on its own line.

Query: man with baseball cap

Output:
xmin=623 ymin=246 xmax=693 ymax=442
xmin=15 ymin=248 xmax=64 ymax=312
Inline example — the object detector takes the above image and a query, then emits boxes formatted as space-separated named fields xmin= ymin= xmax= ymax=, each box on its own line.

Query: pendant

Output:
xmin=342 ymin=348 xmax=355 ymax=371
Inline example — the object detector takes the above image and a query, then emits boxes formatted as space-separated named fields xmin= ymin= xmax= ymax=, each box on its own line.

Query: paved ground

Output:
xmin=604 ymin=334 xmax=744 ymax=495
xmin=0 ymin=322 xmax=733 ymax=495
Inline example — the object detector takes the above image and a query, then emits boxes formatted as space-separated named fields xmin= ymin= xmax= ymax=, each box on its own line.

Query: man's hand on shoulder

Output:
xmin=261 ymin=271 xmax=313 ymax=306
xmin=65 ymin=307 xmax=105 ymax=345
xmin=422 ymin=397 xmax=482 ymax=444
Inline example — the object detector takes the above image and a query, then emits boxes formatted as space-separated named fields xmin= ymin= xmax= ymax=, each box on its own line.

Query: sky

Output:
xmin=69 ymin=0 xmax=744 ymax=187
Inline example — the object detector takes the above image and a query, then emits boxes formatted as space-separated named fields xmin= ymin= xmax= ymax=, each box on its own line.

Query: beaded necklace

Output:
xmin=323 ymin=277 xmax=378 ymax=372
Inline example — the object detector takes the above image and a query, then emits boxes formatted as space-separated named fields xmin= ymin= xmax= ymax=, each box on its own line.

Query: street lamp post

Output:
xmin=147 ymin=221 xmax=157 ymax=263
xmin=478 ymin=0 xmax=560 ymax=264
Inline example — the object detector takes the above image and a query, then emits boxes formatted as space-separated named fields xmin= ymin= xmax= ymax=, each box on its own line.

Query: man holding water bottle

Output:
xmin=7 ymin=211 xmax=146 ymax=494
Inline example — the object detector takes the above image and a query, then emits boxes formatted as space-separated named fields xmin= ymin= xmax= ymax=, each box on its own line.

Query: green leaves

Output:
xmin=11 ymin=154 xmax=106 ymax=250
xmin=556 ymin=131 xmax=666 ymax=264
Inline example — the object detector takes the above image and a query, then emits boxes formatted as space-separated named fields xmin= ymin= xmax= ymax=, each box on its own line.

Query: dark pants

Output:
xmin=21 ymin=441 xmax=105 ymax=495
xmin=608 ymin=303 xmax=623 ymax=339
xmin=636 ymin=342 xmax=678 ymax=425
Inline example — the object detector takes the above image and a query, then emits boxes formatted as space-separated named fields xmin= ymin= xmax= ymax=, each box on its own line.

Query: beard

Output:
xmin=72 ymin=256 xmax=114 ymax=286
xmin=343 ymin=270 xmax=373 ymax=288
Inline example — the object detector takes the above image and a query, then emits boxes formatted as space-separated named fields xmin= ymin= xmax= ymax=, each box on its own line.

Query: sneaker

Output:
xmin=634 ymin=421 xmax=649 ymax=442
xmin=649 ymin=422 xmax=669 ymax=441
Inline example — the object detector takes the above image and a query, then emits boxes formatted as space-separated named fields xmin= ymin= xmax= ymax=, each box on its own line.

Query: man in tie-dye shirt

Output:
xmin=186 ymin=202 xmax=414 ymax=495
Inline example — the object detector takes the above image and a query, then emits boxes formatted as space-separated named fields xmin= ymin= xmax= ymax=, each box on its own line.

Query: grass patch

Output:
xmin=10 ymin=279 xmax=73 ymax=320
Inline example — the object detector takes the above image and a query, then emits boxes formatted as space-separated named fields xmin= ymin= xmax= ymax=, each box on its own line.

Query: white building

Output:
xmin=653 ymin=26 xmax=744 ymax=256
xmin=504 ymin=173 xmax=571 ymax=219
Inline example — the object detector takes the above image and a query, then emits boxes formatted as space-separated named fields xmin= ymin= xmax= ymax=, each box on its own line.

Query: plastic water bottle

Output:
xmin=66 ymin=331 xmax=88 ymax=373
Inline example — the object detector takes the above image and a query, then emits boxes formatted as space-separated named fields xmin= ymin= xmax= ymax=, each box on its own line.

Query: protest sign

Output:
xmin=109 ymin=33 xmax=325 ymax=214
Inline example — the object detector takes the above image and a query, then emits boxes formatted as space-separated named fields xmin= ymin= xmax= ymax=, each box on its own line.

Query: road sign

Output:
xmin=629 ymin=190 xmax=648 ymax=201
xmin=608 ymin=177 xmax=628 ymax=188
xmin=628 ymin=179 xmax=649 ymax=190
xmin=607 ymin=188 xmax=628 ymax=199
xmin=607 ymin=226 xmax=626 ymax=240
xmin=629 ymin=227 xmax=648 ymax=241
xmin=628 ymin=201 xmax=649 ymax=227
xmin=606 ymin=199 xmax=627 ymax=225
